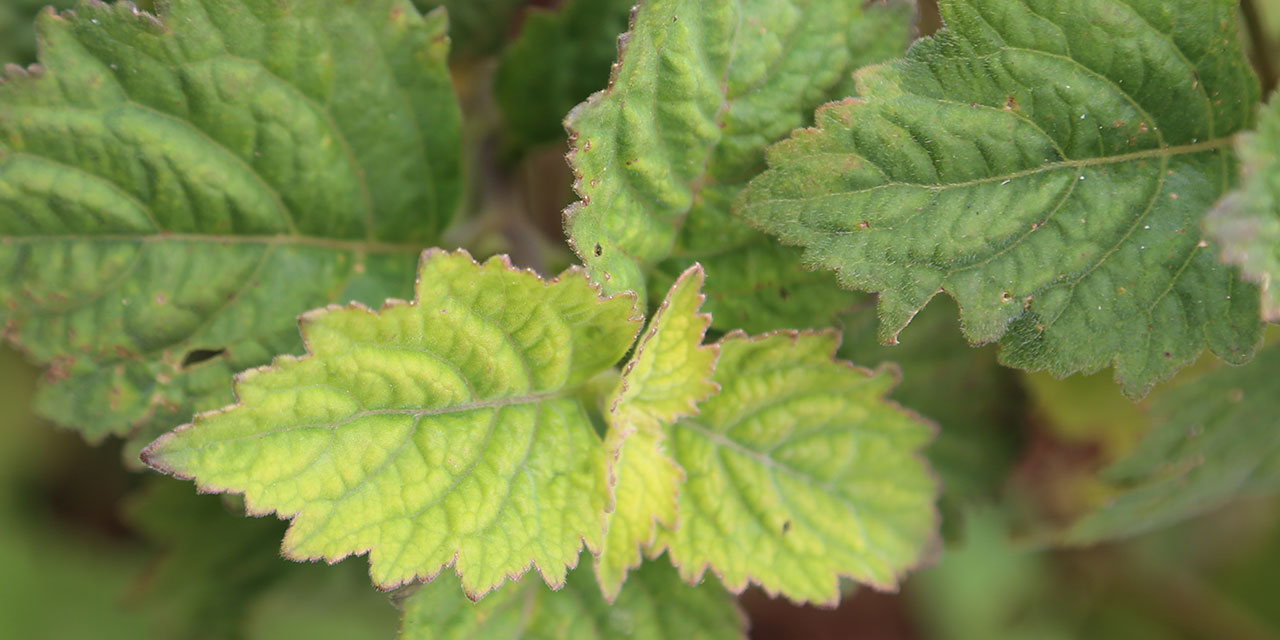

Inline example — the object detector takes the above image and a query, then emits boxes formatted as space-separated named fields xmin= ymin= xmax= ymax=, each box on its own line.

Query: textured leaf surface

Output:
xmin=1068 ymin=344 xmax=1280 ymax=543
xmin=597 ymin=265 xmax=718 ymax=599
xmin=740 ymin=0 xmax=1264 ymax=396
xmin=564 ymin=0 xmax=877 ymax=304
xmin=495 ymin=0 xmax=634 ymax=150
xmin=0 ymin=0 xmax=462 ymax=443
xmin=1207 ymin=95 xmax=1280 ymax=321
xmin=143 ymin=251 xmax=642 ymax=598
xmin=650 ymin=0 xmax=916 ymax=334
xmin=657 ymin=332 xmax=938 ymax=604
xmin=398 ymin=557 xmax=745 ymax=640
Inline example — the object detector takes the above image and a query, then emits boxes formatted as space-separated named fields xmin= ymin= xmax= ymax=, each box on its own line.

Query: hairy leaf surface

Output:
xmin=564 ymin=0 xmax=878 ymax=308
xmin=0 ymin=0 xmax=462 ymax=443
xmin=597 ymin=265 xmax=718 ymax=599
xmin=1207 ymin=95 xmax=1280 ymax=321
xmin=1068 ymin=344 xmax=1280 ymax=543
xmin=398 ymin=557 xmax=745 ymax=640
xmin=143 ymin=251 xmax=641 ymax=598
xmin=740 ymin=0 xmax=1264 ymax=396
xmin=657 ymin=332 xmax=938 ymax=604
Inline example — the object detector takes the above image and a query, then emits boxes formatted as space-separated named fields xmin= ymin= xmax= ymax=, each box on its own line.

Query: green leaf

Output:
xmin=656 ymin=331 xmax=938 ymax=604
xmin=739 ymin=0 xmax=1264 ymax=397
xmin=645 ymin=0 xmax=917 ymax=334
xmin=1067 ymin=343 xmax=1280 ymax=544
xmin=398 ymin=556 xmax=746 ymax=640
xmin=142 ymin=250 xmax=642 ymax=598
xmin=0 ymin=0 xmax=462 ymax=444
xmin=597 ymin=265 xmax=718 ymax=599
xmin=494 ymin=0 xmax=634 ymax=151
xmin=1206 ymin=94 xmax=1280 ymax=322
xmin=564 ymin=0 xmax=878 ymax=304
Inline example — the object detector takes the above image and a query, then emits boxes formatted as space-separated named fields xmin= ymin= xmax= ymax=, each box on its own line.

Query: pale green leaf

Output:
xmin=564 ymin=0 xmax=876 ymax=303
xmin=657 ymin=331 xmax=938 ymax=604
xmin=740 ymin=0 xmax=1264 ymax=397
xmin=1068 ymin=344 xmax=1280 ymax=544
xmin=0 ymin=0 xmax=462 ymax=444
xmin=142 ymin=250 xmax=642 ymax=598
xmin=1206 ymin=94 xmax=1280 ymax=322
xmin=597 ymin=264 xmax=718 ymax=599
xmin=398 ymin=556 xmax=745 ymax=640
xmin=494 ymin=0 xmax=634 ymax=150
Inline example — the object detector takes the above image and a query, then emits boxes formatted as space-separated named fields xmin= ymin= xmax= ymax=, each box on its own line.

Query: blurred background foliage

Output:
xmin=3 ymin=0 xmax=1280 ymax=638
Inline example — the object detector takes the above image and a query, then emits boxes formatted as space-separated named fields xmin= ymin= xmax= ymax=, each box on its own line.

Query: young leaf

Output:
xmin=656 ymin=331 xmax=938 ymax=604
xmin=739 ymin=0 xmax=1264 ymax=397
xmin=564 ymin=0 xmax=877 ymax=305
xmin=494 ymin=0 xmax=634 ymax=151
xmin=649 ymin=0 xmax=917 ymax=334
xmin=1206 ymin=95 xmax=1280 ymax=322
xmin=0 ymin=0 xmax=461 ymax=443
xmin=142 ymin=251 xmax=642 ymax=599
xmin=597 ymin=264 xmax=718 ymax=599
xmin=398 ymin=557 xmax=746 ymax=640
xmin=1068 ymin=344 xmax=1280 ymax=544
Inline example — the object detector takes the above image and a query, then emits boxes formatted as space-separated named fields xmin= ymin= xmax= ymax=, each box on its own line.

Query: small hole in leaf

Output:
xmin=782 ymin=520 xmax=792 ymax=534
xmin=594 ymin=243 xmax=603 ymax=257
xmin=181 ymin=348 xmax=226 ymax=368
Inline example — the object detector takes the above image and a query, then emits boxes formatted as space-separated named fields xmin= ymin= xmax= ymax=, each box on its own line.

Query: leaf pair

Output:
xmin=144 ymin=250 xmax=940 ymax=610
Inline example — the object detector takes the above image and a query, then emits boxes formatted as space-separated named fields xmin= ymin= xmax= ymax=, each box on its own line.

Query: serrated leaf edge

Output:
xmin=653 ymin=328 xmax=942 ymax=606
xmin=141 ymin=248 xmax=644 ymax=599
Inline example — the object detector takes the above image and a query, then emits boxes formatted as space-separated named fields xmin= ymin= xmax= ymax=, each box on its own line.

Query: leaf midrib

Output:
xmin=175 ymin=388 xmax=572 ymax=450
xmin=750 ymin=136 xmax=1236 ymax=208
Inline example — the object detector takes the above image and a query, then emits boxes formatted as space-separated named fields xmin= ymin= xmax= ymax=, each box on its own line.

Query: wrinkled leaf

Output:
xmin=564 ymin=0 xmax=878 ymax=310
xmin=143 ymin=251 xmax=641 ymax=598
xmin=657 ymin=331 xmax=938 ymax=604
xmin=0 ymin=0 xmax=462 ymax=445
xmin=597 ymin=265 xmax=718 ymax=599
xmin=740 ymin=0 xmax=1263 ymax=397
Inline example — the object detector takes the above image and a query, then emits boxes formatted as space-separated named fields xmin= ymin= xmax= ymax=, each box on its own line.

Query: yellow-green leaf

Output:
xmin=143 ymin=250 xmax=642 ymax=599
